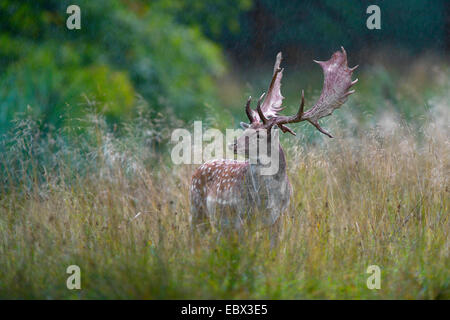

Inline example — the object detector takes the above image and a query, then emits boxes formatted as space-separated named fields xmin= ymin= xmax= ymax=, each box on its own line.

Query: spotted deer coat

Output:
xmin=189 ymin=47 xmax=357 ymax=236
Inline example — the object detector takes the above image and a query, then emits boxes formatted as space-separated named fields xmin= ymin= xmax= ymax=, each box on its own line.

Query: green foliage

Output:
xmin=0 ymin=44 xmax=136 ymax=128
xmin=0 ymin=0 xmax=227 ymax=134
xmin=157 ymin=0 xmax=253 ymax=38
xmin=218 ymin=0 xmax=447 ymax=59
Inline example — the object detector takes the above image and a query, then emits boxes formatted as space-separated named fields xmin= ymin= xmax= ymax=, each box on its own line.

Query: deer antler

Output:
xmin=245 ymin=96 xmax=255 ymax=123
xmin=260 ymin=52 xmax=285 ymax=119
xmin=245 ymin=47 xmax=357 ymax=138
xmin=246 ymin=52 xmax=285 ymax=123
xmin=269 ymin=47 xmax=358 ymax=138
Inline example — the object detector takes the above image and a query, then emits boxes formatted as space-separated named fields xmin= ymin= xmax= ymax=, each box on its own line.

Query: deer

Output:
xmin=189 ymin=47 xmax=358 ymax=246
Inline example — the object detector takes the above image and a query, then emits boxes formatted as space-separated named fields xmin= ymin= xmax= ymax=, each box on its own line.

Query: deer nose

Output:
xmin=228 ymin=142 xmax=237 ymax=152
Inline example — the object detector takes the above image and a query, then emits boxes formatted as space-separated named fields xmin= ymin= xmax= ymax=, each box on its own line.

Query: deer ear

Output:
xmin=240 ymin=122 xmax=250 ymax=129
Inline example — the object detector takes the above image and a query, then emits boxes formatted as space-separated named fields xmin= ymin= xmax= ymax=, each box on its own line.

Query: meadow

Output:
xmin=0 ymin=54 xmax=448 ymax=300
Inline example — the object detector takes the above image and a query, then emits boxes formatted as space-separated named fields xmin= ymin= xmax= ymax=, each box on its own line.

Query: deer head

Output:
xmin=231 ymin=47 xmax=358 ymax=159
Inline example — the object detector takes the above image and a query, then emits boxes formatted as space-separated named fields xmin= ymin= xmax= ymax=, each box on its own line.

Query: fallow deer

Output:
xmin=190 ymin=47 xmax=358 ymax=244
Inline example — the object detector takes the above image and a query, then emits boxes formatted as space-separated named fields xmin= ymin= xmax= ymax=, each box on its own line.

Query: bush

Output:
xmin=0 ymin=0 xmax=226 ymax=134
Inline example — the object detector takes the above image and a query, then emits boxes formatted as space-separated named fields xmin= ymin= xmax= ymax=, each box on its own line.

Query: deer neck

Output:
xmin=246 ymin=144 xmax=290 ymax=217
xmin=249 ymin=144 xmax=288 ymax=182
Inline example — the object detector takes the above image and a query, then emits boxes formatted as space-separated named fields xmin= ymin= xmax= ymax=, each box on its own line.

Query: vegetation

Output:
xmin=0 ymin=1 xmax=448 ymax=299
xmin=0 ymin=59 xmax=448 ymax=298
xmin=0 ymin=0 xmax=228 ymax=134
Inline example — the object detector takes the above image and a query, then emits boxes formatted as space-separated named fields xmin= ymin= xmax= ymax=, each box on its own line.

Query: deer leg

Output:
xmin=189 ymin=204 xmax=210 ymax=250
xmin=189 ymin=215 xmax=198 ymax=251
xmin=269 ymin=217 xmax=282 ymax=249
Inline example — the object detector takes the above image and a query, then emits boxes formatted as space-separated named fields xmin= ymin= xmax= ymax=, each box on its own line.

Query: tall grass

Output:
xmin=0 ymin=64 xmax=448 ymax=299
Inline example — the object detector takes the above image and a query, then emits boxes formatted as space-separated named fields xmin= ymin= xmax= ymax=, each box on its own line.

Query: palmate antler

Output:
xmin=246 ymin=47 xmax=358 ymax=138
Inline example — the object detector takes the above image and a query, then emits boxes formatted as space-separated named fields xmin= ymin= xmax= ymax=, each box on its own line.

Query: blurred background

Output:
xmin=0 ymin=0 xmax=448 ymax=138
